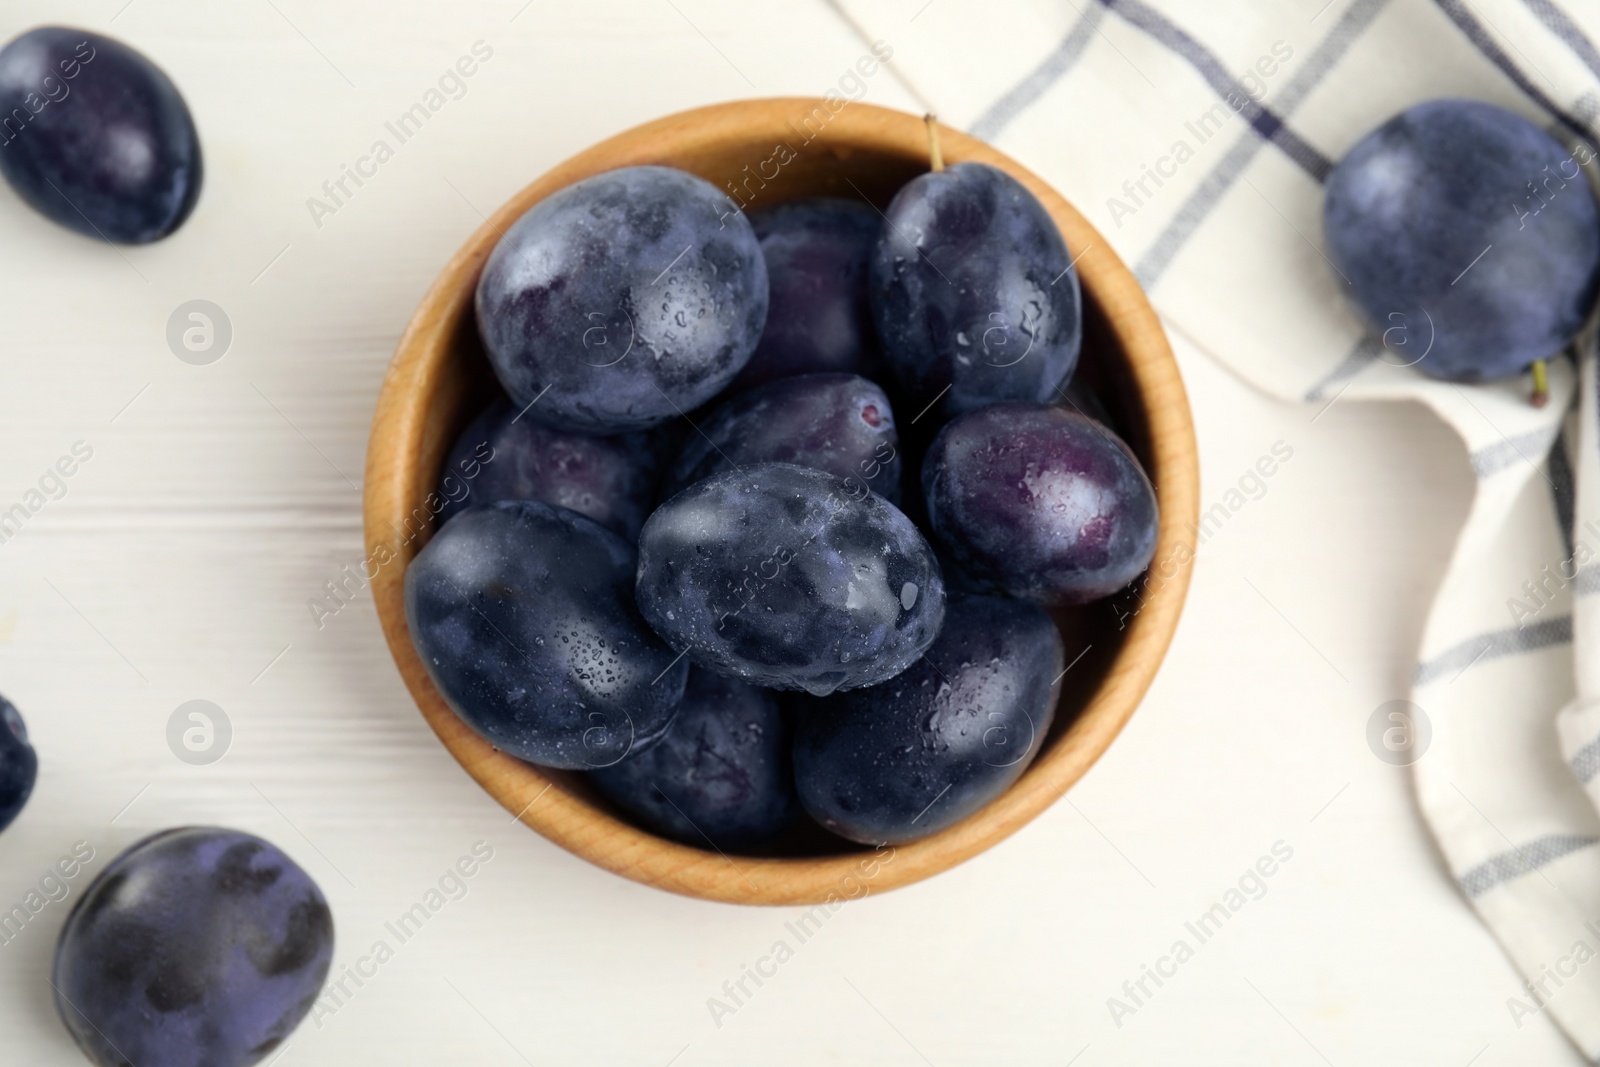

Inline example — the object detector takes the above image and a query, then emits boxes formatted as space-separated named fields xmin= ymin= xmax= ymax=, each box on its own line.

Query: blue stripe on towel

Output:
xmin=1458 ymin=833 xmax=1600 ymax=896
xmin=1098 ymin=0 xmax=1334 ymax=180
xmin=1303 ymin=337 xmax=1383 ymax=402
xmin=1469 ymin=426 xmax=1563 ymax=479
xmin=1432 ymin=0 xmax=1592 ymax=138
xmin=1135 ymin=0 xmax=1393 ymax=288
xmin=969 ymin=5 xmax=1107 ymax=141
xmin=1578 ymin=565 xmax=1600 ymax=596
xmin=1571 ymin=733 xmax=1600 ymax=783
xmin=1517 ymin=0 xmax=1600 ymax=84
xmin=1551 ymin=424 xmax=1577 ymax=558
xmin=1414 ymin=615 xmax=1573 ymax=687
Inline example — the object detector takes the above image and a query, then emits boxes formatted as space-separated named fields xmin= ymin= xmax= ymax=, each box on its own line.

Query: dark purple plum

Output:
xmin=794 ymin=596 xmax=1063 ymax=845
xmin=922 ymin=402 xmax=1157 ymax=605
xmin=0 ymin=695 xmax=36 ymax=833
xmin=1325 ymin=99 xmax=1600 ymax=381
xmin=0 ymin=27 xmax=201 ymax=243
xmin=636 ymin=462 xmax=945 ymax=696
xmin=663 ymin=372 xmax=901 ymax=503
xmin=437 ymin=398 xmax=665 ymax=538
xmin=406 ymin=500 xmax=688 ymax=768
xmin=588 ymin=669 xmax=797 ymax=850
xmin=870 ymin=161 xmax=1081 ymax=422
xmin=54 ymin=827 xmax=332 ymax=1067
xmin=475 ymin=165 xmax=768 ymax=434
xmin=731 ymin=198 xmax=881 ymax=390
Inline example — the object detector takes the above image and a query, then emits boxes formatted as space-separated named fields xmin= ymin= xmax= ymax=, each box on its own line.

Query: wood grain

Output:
xmin=363 ymin=98 xmax=1199 ymax=906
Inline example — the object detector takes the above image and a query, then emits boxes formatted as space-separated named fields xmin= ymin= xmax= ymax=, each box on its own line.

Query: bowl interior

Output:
xmin=367 ymin=99 xmax=1196 ymax=903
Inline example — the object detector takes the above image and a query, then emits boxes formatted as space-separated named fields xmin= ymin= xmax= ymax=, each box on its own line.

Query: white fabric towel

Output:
xmin=833 ymin=0 xmax=1600 ymax=1054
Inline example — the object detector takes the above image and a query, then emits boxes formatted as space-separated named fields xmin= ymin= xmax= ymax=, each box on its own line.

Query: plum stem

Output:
xmin=925 ymin=114 xmax=944 ymax=173
xmin=1530 ymin=359 xmax=1550 ymax=408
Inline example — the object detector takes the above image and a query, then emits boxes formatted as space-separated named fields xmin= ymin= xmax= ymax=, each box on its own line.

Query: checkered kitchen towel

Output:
xmin=830 ymin=0 xmax=1600 ymax=1053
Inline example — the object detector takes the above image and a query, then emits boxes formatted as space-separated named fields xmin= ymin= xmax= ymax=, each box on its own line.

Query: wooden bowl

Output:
xmin=364 ymin=98 xmax=1198 ymax=906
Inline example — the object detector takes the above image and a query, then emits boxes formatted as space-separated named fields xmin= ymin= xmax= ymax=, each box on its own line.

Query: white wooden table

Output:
xmin=0 ymin=1 xmax=1574 ymax=1063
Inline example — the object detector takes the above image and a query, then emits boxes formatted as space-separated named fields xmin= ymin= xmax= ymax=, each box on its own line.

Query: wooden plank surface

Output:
xmin=0 ymin=1 xmax=1576 ymax=1063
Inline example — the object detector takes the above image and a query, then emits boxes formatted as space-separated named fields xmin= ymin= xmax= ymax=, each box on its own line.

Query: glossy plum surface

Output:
xmin=437 ymin=398 xmax=665 ymax=538
xmin=732 ymin=198 xmax=881 ymax=390
xmin=870 ymin=161 xmax=1081 ymax=422
xmin=636 ymin=462 xmax=945 ymax=696
xmin=922 ymin=402 xmax=1157 ymax=605
xmin=0 ymin=695 xmax=36 ymax=834
xmin=0 ymin=27 xmax=201 ymax=243
xmin=589 ymin=669 xmax=797 ymax=850
xmin=1325 ymin=99 xmax=1600 ymax=380
xmin=663 ymin=372 xmax=902 ymax=503
xmin=406 ymin=501 xmax=688 ymax=768
xmin=475 ymin=165 xmax=769 ymax=433
xmin=54 ymin=828 xmax=333 ymax=1067
xmin=794 ymin=595 xmax=1063 ymax=845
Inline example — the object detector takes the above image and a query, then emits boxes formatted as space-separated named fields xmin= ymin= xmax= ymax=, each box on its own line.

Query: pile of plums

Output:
xmin=408 ymin=141 xmax=1161 ymax=851
xmin=1324 ymin=99 xmax=1600 ymax=403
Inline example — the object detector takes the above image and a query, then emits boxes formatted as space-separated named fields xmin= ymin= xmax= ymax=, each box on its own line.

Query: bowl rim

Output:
xmin=363 ymin=97 xmax=1199 ymax=906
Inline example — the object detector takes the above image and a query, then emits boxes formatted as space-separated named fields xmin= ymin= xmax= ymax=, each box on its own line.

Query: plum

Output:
xmin=636 ymin=462 xmax=945 ymax=696
xmin=588 ymin=669 xmax=797 ymax=850
xmin=870 ymin=161 xmax=1081 ymax=422
xmin=475 ymin=165 xmax=768 ymax=433
xmin=663 ymin=372 xmax=901 ymax=503
xmin=922 ymin=402 xmax=1157 ymax=604
xmin=732 ymin=198 xmax=881 ymax=390
xmin=54 ymin=827 xmax=333 ymax=1067
xmin=1325 ymin=99 xmax=1600 ymax=383
xmin=406 ymin=500 xmax=688 ymax=768
xmin=437 ymin=398 xmax=665 ymax=539
xmin=0 ymin=27 xmax=201 ymax=243
xmin=0 ymin=695 xmax=36 ymax=834
xmin=794 ymin=596 xmax=1063 ymax=844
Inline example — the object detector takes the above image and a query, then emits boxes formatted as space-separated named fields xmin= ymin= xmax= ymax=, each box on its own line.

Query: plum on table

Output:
xmin=732 ymin=198 xmax=882 ymax=390
xmin=1325 ymin=99 xmax=1600 ymax=400
xmin=406 ymin=500 xmax=688 ymax=769
xmin=53 ymin=827 xmax=333 ymax=1067
xmin=588 ymin=669 xmax=797 ymax=850
xmin=793 ymin=595 xmax=1064 ymax=845
xmin=662 ymin=372 xmax=902 ymax=503
xmin=922 ymin=402 xmax=1157 ymax=605
xmin=475 ymin=165 xmax=768 ymax=433
xmin=869 ymin=157 xmax=1081 ymax=423
xmin=437 ymin=398 xmax=666 ymax=539
xmin=0 ymin=695 xmax=36 ymax=834
xmin=0 ymin=27 xmax=201 ymax=243
xmin=636 ymin=462 xmax=945 ymax=696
